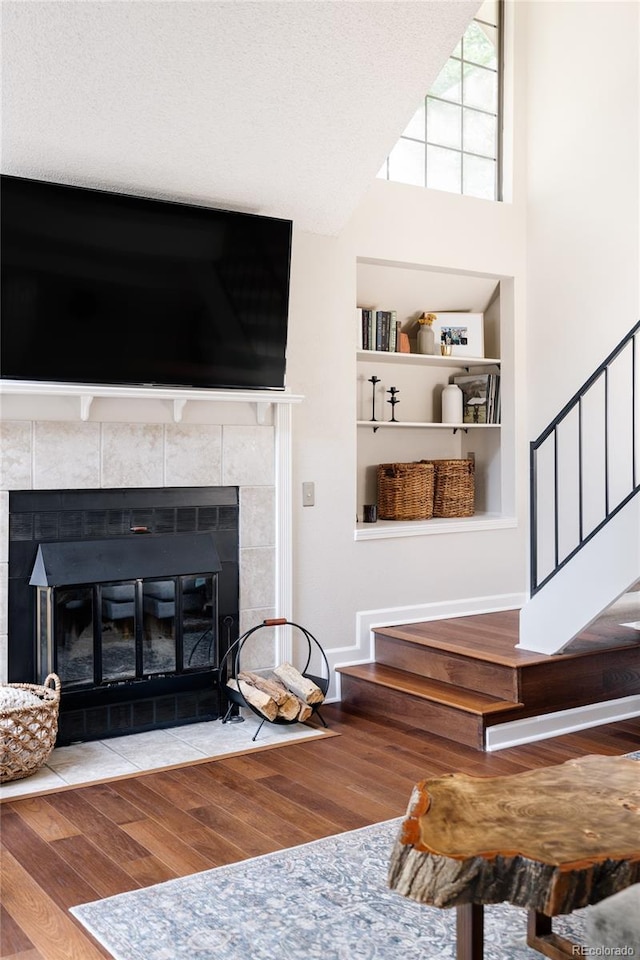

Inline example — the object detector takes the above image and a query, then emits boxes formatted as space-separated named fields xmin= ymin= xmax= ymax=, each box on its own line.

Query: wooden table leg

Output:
xmin=457 ymin=903 xmax=484 ymax=960
xmin=527 ymin=910 xmax=581 ymax=959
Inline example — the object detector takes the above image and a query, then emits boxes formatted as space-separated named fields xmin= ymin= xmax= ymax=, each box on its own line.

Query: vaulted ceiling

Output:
xmin=1 ymin=1 xmax=480 ymax=235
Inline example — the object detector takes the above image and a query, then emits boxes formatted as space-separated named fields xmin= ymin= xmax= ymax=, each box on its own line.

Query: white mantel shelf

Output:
xmin=0 ymin=380 xmax=304 ymax=422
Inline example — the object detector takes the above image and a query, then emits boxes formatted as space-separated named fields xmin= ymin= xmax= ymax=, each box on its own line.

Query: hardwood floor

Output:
xmin=1 ymin=704 xmax=639 ymax=960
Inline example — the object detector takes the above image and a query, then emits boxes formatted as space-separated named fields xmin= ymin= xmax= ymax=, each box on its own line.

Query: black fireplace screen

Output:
xmin=44 ymin=574 xmax=218 ymax=688
xmin=30 ymin=531 xmax=223 ymax=689
xmin=8 ymin=486 xmax=240 ymax=743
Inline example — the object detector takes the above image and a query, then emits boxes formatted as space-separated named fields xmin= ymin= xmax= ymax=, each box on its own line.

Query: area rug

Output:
xmin=71 ymin=817 xmax=594 ymax=960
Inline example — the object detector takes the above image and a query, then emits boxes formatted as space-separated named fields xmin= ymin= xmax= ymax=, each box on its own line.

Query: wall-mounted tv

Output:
xmin=1 ymin=175 xmax=292 ymax=390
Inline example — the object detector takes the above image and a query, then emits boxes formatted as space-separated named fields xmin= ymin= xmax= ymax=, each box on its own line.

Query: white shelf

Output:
xmin=357 ymin=420 xmax=500 ymax=430
xmin=354 ymin=513 xmax=517 ymax=540
xmin=356 ymin=350 xmax=500 ymax=367
xmin=355 ymin=260 xmax=508 ymax=536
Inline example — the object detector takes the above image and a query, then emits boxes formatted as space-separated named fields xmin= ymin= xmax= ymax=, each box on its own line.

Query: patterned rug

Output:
xmin=71 ymin=753 xmax=640 ymax=959
xmin=71 ymin=818 xmax=600 ymax=960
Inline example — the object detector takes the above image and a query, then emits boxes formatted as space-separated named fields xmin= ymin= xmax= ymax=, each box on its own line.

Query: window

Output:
xmin=378 ymin=0 xmax=503 ymax=201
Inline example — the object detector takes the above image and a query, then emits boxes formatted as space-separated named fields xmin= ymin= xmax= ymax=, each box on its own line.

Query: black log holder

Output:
xmin=219 ymin=615 xmax=244 ymax=722
xmin=220 ymin=618 xmax=330 ymax=741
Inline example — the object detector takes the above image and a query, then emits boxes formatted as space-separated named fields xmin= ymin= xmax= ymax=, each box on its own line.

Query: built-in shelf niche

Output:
xmin=355 ymin=258 xmax=514 ymax=538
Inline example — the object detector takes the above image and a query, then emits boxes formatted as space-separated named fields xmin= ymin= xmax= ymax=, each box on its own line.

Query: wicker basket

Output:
xmin=377 ymin=462 xmax=435 ymax=520
xmin=423 ymin=459 xmax=475 ymax=517
xmin=0 ymin=674 xmax=61 ymax=783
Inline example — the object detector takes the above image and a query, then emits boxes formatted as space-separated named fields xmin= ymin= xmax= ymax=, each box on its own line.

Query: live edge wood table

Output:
xmin=388 ymin=755 xmax=640 ymax=960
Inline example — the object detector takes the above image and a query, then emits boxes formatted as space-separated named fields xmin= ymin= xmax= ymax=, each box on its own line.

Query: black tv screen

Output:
xmin=1 ymin=175 xmax=292 ymax=390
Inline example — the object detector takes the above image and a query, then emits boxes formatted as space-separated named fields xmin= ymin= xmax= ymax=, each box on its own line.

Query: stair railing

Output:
xmin=530 ymin=319 xmax=640 ymax=596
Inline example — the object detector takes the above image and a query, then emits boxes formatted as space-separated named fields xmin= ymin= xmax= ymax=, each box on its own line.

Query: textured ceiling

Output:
xmin=1 ymin=1 xmax=480 ymax=235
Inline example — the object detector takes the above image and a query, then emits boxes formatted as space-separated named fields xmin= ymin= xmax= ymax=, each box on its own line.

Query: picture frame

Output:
xmin=453 ymin=373 xmax=490 ymax=423
xmin=429 ymin=312 xmax=484 ymax=359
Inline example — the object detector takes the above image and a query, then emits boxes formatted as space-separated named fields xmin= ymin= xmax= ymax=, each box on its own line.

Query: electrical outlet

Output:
xmin=302 ymin=481 xmax=315 ymax=506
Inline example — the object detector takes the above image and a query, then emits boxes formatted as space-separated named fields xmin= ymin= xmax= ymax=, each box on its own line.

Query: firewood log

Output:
xmin=238 ymin=671 xmax=290 ymax=705
xmin=294 ymin=698 xmax=313 ymax=722
xmin=276 ymin=697 xmax=302 ymax=721
xmin=226 ymin=678 xmax=278 ymax=721
xmin=237 ymin=671 xmax=301 ymax=720
xmin=273 ymin=662 xmax=324 ymax=704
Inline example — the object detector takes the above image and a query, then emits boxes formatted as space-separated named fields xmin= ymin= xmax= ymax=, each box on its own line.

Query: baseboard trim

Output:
xmin=356 ymin=593 xmax=526 ymax=660
xmin=485 ymin=695 xmax=640 ymax=751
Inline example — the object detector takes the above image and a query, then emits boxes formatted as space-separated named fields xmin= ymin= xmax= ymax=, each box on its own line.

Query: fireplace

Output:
xmin=7 ymin=486 xmax=239 ymax=744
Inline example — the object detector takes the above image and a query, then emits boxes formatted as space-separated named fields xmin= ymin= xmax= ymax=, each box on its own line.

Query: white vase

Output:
xmin=417 ymin=324 xmax=435 ymax=355
xmin=442 ymin=383 xmax=463 ymax=424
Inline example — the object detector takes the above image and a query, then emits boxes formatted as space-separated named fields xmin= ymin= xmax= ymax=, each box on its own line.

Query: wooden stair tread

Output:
xmin=377 ymin=610 xmax=640 ymax=667
xmin=336 ymin=663 xmax=522 ymax=716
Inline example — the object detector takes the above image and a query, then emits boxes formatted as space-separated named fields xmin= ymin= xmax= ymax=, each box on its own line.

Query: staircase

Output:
xmin=337 ymin=609 xmax=640 ymax=750
xmin=520 ymin=319 xmax=640 ymax=654
xmin=339 ymin=321 xmax=640 ymax=749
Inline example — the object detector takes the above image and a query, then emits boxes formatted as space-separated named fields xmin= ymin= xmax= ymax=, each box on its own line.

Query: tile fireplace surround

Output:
xmin=0 ymin=384 xmax=303 ymax=690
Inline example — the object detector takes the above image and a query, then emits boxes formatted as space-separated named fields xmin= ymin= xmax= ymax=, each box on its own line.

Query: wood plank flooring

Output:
xmin=2 ymin=704 xmax=640 ymax=960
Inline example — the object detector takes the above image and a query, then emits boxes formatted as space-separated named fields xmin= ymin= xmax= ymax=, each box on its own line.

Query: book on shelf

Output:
xmin=357 ymin=307 xmax=402 ymax=353
xmin=453 ymin=372 xmax=501 ymax=424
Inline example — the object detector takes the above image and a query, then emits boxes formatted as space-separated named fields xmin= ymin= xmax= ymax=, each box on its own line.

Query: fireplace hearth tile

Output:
xmin=240 ymin=546 xmax=276 ymax=610
xmin=0 ymin=715 xmax=332 ymax=801
xmin=0 ymin=764 xmax=67 ymax=798
xmin=40 ymin=743 xmax=140 ymax=784
xmin=101 ymin=423 xmax=164 ymax=488
xmin=34 ymin=421 xmax=100 ymax=489
xmin=0 ymin=420 xmax=32 ymax=488
xmin=165 ymin=424 xmax=222 ymax=486
xmin=222 ymin=425 xmax=275 ymax=486
xmin=240 ymin=486 xmax=276 ymax=547
xmin=98 ymin=729 xmax=206 ymax=768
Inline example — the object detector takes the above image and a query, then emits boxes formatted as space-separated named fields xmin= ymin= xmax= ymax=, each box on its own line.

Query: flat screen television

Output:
xmin=1 ymin=175 xmax=292 ymax=390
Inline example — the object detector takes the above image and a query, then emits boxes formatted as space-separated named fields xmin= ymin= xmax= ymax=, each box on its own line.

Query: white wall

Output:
xmin=524 ymin=0 xmax=640 ymax=438
xmin=285 ymin=0 xmax=640 ymax=672
xmin=523 ymin=0 xmax=640 ymax=601
xmin=285 ymin=177 xmax=529 ymax=672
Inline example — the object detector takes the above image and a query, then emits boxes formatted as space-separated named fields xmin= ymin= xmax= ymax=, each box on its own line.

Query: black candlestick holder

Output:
xmin=387 ymin=386 xmax=400 ymax=422
xmin=368 ymin=376 xmax=381 ymax=422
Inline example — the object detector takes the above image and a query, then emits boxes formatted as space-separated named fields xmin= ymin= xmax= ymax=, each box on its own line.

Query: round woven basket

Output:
xmin=377 ymin=462 xmax=434 ymax=520
xmin=0 ymin=674 xmax=61 ymax=783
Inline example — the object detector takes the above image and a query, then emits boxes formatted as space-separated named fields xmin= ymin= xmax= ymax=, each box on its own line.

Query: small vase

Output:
xmin=442 ymin=383 xmax=463 ymax=424
xmin=417 ymin=324 xmax=435 ymax=355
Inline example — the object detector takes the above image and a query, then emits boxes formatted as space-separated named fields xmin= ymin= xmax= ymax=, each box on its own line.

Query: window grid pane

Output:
xmin=388 ymin=138 xmax=425 ymax=188
xmin=427 ymin=145 xmax=462 ymax=195
xmin=463 ymin=153 xmax=497 ymax=200
xmin=403 ymin=100 xmax=426 ymax=142
xmin=427 ymin=98 xmax=462 ymax=151
xmin=382 ymin=2 xmax=502 ymax=201
xmin=429 ymin=59 xmax=462 ymax=104
xmin=463 ymin=107 xmax=497 ymax=159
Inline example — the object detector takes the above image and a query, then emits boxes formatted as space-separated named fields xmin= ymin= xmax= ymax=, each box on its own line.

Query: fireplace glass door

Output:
xmin=40 ymin=574 xmax=218 ymax=688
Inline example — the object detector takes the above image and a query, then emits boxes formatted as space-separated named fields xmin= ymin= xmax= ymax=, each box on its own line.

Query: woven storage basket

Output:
xmin=423 ymin=459 xmax=475 ymax=517
xmin=0 ymin=674 xmax=61 ymax=783
xmin=377 ymin=462 xmax=434 ymax=521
